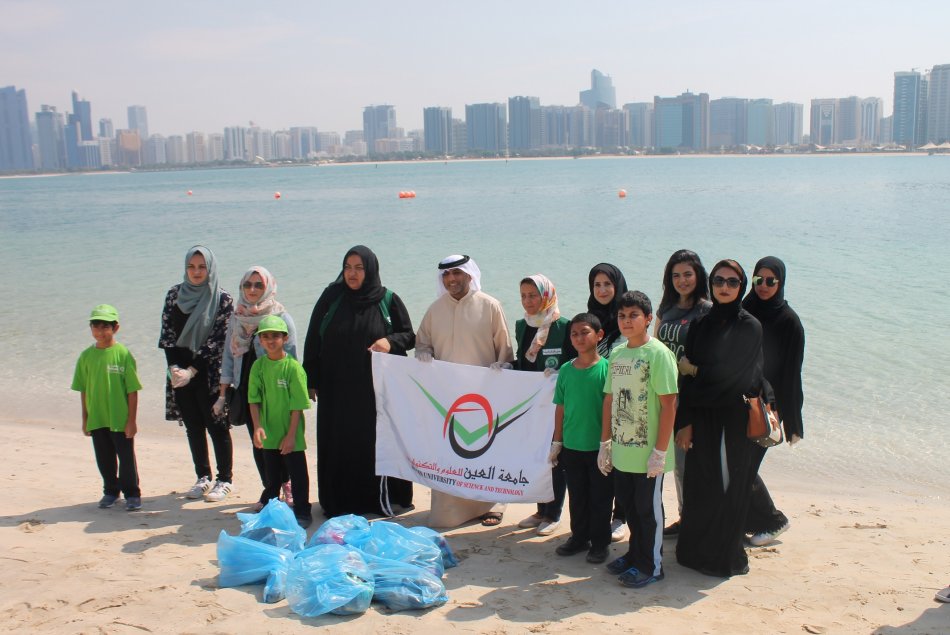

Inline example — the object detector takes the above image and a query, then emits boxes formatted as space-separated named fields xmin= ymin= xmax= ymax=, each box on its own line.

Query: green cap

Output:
xmin=89 ymin=304 xmax=119 ymax=322
xmin=257 ymin=315 xmax=288 ymax=334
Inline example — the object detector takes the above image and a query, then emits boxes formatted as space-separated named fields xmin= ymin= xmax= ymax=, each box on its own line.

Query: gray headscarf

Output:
xmin=175 ymin=245 xmax=222 ymax=353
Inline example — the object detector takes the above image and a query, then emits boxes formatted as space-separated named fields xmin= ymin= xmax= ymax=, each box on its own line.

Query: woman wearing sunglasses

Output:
xmin=741 ymin=257 xmax=804 ymax=546
xmin=218 ymin=266 xmax=298 ymax=510
xmin=674 ymin=259 xmax=767 ymax=577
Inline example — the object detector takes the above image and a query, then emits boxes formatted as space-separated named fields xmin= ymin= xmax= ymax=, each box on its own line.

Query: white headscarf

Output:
xmin=436 ymin=254 xmax=482 ymax=298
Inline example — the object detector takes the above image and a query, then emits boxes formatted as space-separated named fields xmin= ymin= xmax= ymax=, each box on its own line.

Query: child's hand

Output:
xmin=597 ymin=440 xmax=613 ymax=476
xmin=125 ymin=421 xmax=137 ymax=439
xmin=646 ymin=448 xmax=666 ymax=478
xmin=279 ymin=434 xmax=295 ymax=455
xmin=81 ymin=421 xmax=91 ymax=437
xmin=212 ymin=395 xmax=226 ymax=416
xmin=678 ymin=357 xmax=698 ymax=377
xmin=253 ymin=427 xmax=266 ymax=449
xmin=548 ymin=441 xmax=562 ymax=466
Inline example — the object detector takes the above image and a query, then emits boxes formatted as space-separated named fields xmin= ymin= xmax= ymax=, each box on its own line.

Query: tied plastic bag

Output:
xmin=306 ymin=513 xmax=371 ymax=549
xmin=236 ymin=499 xmax=306 ymax=553
xmin=286 ymin=544 xmax=374 ymax=617
xmin=408 ymin=526 xmax=458 ymax=569
xmin=361 ymin=521 xmax=444 ymax=577
xmin=360 ymin=551 xmax=448 ymax=611
xmin=216 ymin=530 xmax=293 ymax=603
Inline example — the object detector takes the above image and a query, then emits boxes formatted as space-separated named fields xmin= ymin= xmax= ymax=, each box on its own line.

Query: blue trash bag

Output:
xmin=306 ymin=513 xmax=371 ymax=549
xmin=408 ymin=526 xmax=459 ymax=569
xmin=361 ymin=520 xmax=444 ymax=577
xmin=286 ymin=544 xmax=374 ymax=617
xmin=360 ymin=551 xmax=448 ymax=611
xmin=236 ymin=498 xmax=306 ymax=553
xmin=216 ymin=530 xmax=293 ymax=603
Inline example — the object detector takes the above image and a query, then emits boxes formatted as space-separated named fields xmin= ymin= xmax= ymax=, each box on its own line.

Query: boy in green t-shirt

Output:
xmin=248 ymin=315 xmax=312 ymax=528
xmin=598 ymin=291 xmax=678 ymax=588
xmin=71 ymin=304 xmax=144 ymax=511
xmin=549 ymin=313 xmax=613 ymax=564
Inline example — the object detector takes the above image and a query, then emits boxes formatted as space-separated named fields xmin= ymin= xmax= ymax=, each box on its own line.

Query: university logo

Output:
xmin=411 ymin=378 xmax=540 ymax=459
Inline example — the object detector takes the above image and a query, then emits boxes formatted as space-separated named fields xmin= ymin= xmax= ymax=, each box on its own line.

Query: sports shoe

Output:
xmin=204 ymin=480 xmax=232 ymax=502
xmin=555 ymin=537 xmax=590 ymax=556
xmin=518 ymin=513 xmax=544 ymax=528
xmin=125 ymin=497 xmax=142 ymax=511
xmin=537 ymin=518 xmax=561 ymax=536
xmin=610 ymin=518 xmax=628 ymax=542
xmin=185 ymin=476 xmax=212 ymax=499
xmin=606 ymin=555 xmax=633 ymax=575
xmin=281 ymin=481 xmax=294 ymax=507
xmin=586 ymin=547 xmax=609 ymax=564
xmin=98 ymin=494 xmax=119 ymax=509
xmin=749 ymin=521 xmax=789 ymax=547
xmin=663 ymin=520 xmax=680 ymax=537
xmin=618 ymin=568 xmax=665 ymax=588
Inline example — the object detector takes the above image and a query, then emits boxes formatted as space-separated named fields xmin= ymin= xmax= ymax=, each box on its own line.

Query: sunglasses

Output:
xmin=242 ymin=281 xmax=265 ymax=290
xmin=711 ymin=276 xmax=741 ymax=289
xmin=753 ymin=276 xmax=780 ymax=287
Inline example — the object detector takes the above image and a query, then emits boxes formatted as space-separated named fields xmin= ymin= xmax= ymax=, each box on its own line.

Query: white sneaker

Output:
xmin=536 ymin=518 xmax=561 ymax=536
xmin=749 ymin=521 xmax=790 ymax=547
xmin=205 ymin=480 xmax=232 ymax=502
xmin=518 ymin=513 xmax=544 ymax=528
xmin=610 ymin=518 xmax=628 ymax=543
xmin=185 ymin=476 xmax=212 ymax=499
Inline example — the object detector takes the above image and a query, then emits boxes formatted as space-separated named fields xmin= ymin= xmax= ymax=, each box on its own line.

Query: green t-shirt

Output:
xmin=247 ymin=355 xmax=311 ymax=451
xmin=603 ymin=338 xmax=678 ymax=473
xmin=71 ymin=343 xmax=142 ymax=433
xmin=553 ymin=356 xmax=609 ymax=451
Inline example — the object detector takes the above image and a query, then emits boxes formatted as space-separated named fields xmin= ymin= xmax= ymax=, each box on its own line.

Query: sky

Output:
xmin=2 ymin=1 xmax=947 ymax=137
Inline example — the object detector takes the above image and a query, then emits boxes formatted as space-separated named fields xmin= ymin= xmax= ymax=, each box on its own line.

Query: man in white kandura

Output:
xmin=415 ymin=254 xmax=515 ymax=528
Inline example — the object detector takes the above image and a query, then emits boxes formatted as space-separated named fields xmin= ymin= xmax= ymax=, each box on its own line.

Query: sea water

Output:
xmin=1 ymin=155 xmax=947 ymax=493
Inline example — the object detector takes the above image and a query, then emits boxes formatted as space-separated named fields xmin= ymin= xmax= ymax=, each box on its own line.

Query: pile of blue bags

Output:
xmin=216 ymin=499 xmax=458 ymax=617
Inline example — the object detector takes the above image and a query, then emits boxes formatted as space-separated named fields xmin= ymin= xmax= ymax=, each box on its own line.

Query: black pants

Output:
xmin=261 ymin=449 xmax=311 ymax=520
xmin=561 ymin=448 xmax=613 ymax=549
xmin=745 ymin=445 xmax=789 ymax=534
xmin=90 ymin=428 xmax=140 ymax=498
xmin=537 ymin=463 xmax=567 ymax=521
xmin=614 ymin=470 xmax=665 ymax=576
xmin=175 ymin=382 xmax=233 ymax=483
xmin=244 ymin=419 xmax=288 ymax=491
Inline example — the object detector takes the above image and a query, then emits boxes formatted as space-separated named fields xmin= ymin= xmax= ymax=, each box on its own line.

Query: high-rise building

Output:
xmin=114 ymin=129 xmax=142 ymax=166
xmin=186 ymin=131 xmax=208 ymax=163
xmin=860 ymin=97 xmax=883 ymax=144
xmin=773 ymin=103 xmax=803 ymax=146
xmin=289 ymin=127 xmax=317 ymax=159
xmin=508 ymin=97 xmax=541 ymax=150
xmin=654 ymin=92 xmax=709 ymax=150
xmin=568 ymin=106 xmax=593 ymax=147
xmin=927 ymin=64 xmax=950 ymax=143
xmin=423 ymin=106 xmax=452 ymax=154
xmin=540 ymin=106 xmax=569 ymax=147
xmin=127 ymin=105 xmax=148 ymax=140
xmin=316 ymin=131 xmax=341 ymax=154
xmin=71 ymin=91 xmax=93 ymax=141
xmin=451 ymin=119 xmax=467 ymax=154
xmin=593 ymin=108 xmax=624 ymax=148
xmin=165 ymin=135 xmax=186 ymax=164
xmin=710 ymin=98 xmax=747 ymax=148
xmin=272 ymin=131 xmax=292 ymax=159
xmin=623 ymin=103 xmax=654 ymax=149
xmin=207 ymin=133 xmax=225 ymax=161
xmin=580 ymin=69 xmax=616 ymax=110
xmin=99 ymin=118 xmax=113 ymax=139
xmin=465 ymin=103 xmax=507 ymax=152
xmin=224 ymin=126 xmax=248 ymax=161
xmin=144 ymin=134 xmax=167 ymax=164
xmin=810 ymin=99 xmax=837 ymax=146
xmin=892 ymin=71 xmax=925 ymax=148
xmin=835 ymin=96 xmax=861 ymax=145
xmin=0 ymin=85 xmax=34 ymax=170
xmin=98 ymin=136 xmax=113 ymax=166
xmin=64 ymin=114 xmax=83 ymax=168
xmin=36 ymin=105 xmax=66 ymax=169
xmin=363 ymin=105 xmax=396 ymax=155
xmin=747 ymin=99 xmax=774 ymax=146
xmin=879 ymin=116 xmax=893 ymax=144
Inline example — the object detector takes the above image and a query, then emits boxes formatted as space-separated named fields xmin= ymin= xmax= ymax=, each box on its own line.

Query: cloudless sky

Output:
xmin=2 ymin=1 xmax=947 ymax=136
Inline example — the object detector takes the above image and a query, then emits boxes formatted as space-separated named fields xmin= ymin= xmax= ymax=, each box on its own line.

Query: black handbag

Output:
xmin=227 ymin=386 xmax=248 ymax=426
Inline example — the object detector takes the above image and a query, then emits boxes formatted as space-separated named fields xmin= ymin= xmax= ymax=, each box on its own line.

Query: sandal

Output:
xmin=480 ymin=512 xmax=503 ymax=527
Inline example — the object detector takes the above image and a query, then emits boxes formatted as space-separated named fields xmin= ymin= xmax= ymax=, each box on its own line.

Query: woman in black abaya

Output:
xmin=674 ymin=259 xmax=765 ymax=577
xmin=302 ymin=246 xmax=416 ymax=518
xmin=742 ymin=256 xmax=805 ymax=546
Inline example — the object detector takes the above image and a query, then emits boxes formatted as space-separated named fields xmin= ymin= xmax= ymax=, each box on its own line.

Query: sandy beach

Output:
xmin=2 ymin=419 xmax=947 ymax=634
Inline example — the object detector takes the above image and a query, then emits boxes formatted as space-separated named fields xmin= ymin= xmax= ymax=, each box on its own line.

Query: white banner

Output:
xmin=373 ymin=353 xmax=556 ymax=503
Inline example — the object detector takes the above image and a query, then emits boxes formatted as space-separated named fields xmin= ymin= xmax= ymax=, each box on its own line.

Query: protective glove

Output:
xmin=170 ymin=366 xmax=196 ymax=388
xmin=677 ymin=357 xmax=698 ymax=377
xmin=548 ymin=441 xmax=563 ymax=466
xmin=415 ymin=350 xmax=433 ymax=363
xmin=543 ymin=367 xmax=558 ymax=378
xmin=597 ymin=440 xmax=613 ymax=476
xmin=212 ymin=395 xmax=226 ymax=416
xmin=489 ymin=361 xmax=513 ymax=371
xmin=646 ymin=448 xmax=666 ymax=478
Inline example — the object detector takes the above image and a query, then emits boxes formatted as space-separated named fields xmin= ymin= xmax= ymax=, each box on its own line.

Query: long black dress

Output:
xmin=675 ymin=265 xmax=764 ymax=577
xmin=303 ymin=246 xmax=415 ymax=518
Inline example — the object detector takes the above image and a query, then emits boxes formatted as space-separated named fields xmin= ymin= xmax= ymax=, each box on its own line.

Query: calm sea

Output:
xmin=2 ymin=155 xmax=947 ymax=493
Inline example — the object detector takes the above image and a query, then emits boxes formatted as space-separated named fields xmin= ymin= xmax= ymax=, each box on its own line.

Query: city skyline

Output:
xmin=2 ymin=1 xmax=948 ymax=136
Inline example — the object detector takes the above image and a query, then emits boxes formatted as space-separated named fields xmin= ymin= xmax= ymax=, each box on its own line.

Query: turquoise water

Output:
xmin=2 ymin=155 xmax=947 ymax=492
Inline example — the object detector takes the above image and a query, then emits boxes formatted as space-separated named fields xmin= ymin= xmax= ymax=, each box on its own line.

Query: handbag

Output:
xmin=227 ymin=386 xmax=248 ymax=427
xmin=744 ymin=394 xmax=784 ymax=448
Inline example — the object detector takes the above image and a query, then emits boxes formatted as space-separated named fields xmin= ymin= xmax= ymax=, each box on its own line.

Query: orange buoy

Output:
xmin=618 ymin=189 xmax=627 ymax=198
xmin=274 ymin=192 xmax=281 ymax=199
xmin=186 ymin=190 xmax=193 ymax=196
xmin=409 ymin=190 xmax=416 ymax=198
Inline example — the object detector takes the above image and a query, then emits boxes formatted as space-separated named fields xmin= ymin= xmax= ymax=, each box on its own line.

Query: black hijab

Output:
xmin=333 ymin=245 xmax=387 ymax=308
xmin=707 ymin=259 xmax=748 ymax=321
xmin=587 ymin=263 xmax=628 ymax=344
xmin=742 ymin=256 xmax=787 ymax=321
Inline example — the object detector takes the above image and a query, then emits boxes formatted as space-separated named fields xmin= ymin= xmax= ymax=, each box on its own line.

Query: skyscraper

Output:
xmin=71 ymin=91 xmax=93 ymax=141
xmin=362 ymin=105 xmax=396 ymax=154
xmin=127 ymin=105 xmax=148 ymax=140
xmin=423 ymin=106 xmax=452 ymax=154
xmin=99 ymin=118 xmax=114 ymax=139
xmin=36 ymin=105 xmax=66 ymax=169
xmin=465 ymin=103 xmax=507 ymax=153
xmin=860 ymin=97 xmax=883 ymax=144
xmin=892 ymin=71 xmax=924 ymax=148
xmin=773 ymin=103 xmax=803 ymax=146
xmin=579 ymin=69 xmax=616 ymax=110
xmin=508 ymin=97 xmax=541 ymax=150
xmin=835 ymin=96 xmax=862 ymax=144
xmin=746 ymin=99 xmax=774 ymax=146
xmin=0 ymin=85 xmax=34 ymax=170
xmin=540 ymin=106 xmax=570 ymax=147
xmin=710 ymin=98 xmax=748 ymax=148
xmin=654 ymin=92 xmax=709 ymax=150
xmin=593 ymin=108 xmax=624 ymax=148
xmin=926 ymin=64 xmax=950 ymax=143
xmin=810 ymin=99 xmax=836 ymax=146
xmin=623 ymin=103 xmax=654 ymax=148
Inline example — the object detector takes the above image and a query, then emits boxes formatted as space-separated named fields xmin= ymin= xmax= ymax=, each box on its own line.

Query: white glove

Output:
xmin=646 ymin=448 xmax=666 ymax=478
xmin=212 ymin=395 xmax=226 ymax=416
xmin=543 ymin=367 xmax=558 ymax=378
xmin=415 ymin=350 xmax=433 ymax=363
xmin=548 ymin=441 xmax=563 ymax=466
xmin=597 ymin=440 xmax=613 ymax=476
xmin=489 ymin=361 xmax=512 ymax=371
xmin=170 ymin=366 xmax=196 ymax=388
xmin=677 ymin=357 xmax=698 ymax=377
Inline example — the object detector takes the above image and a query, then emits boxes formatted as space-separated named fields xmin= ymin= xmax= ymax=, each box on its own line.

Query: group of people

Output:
xmin=71 ymin=243 xmax=804 ymax=586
